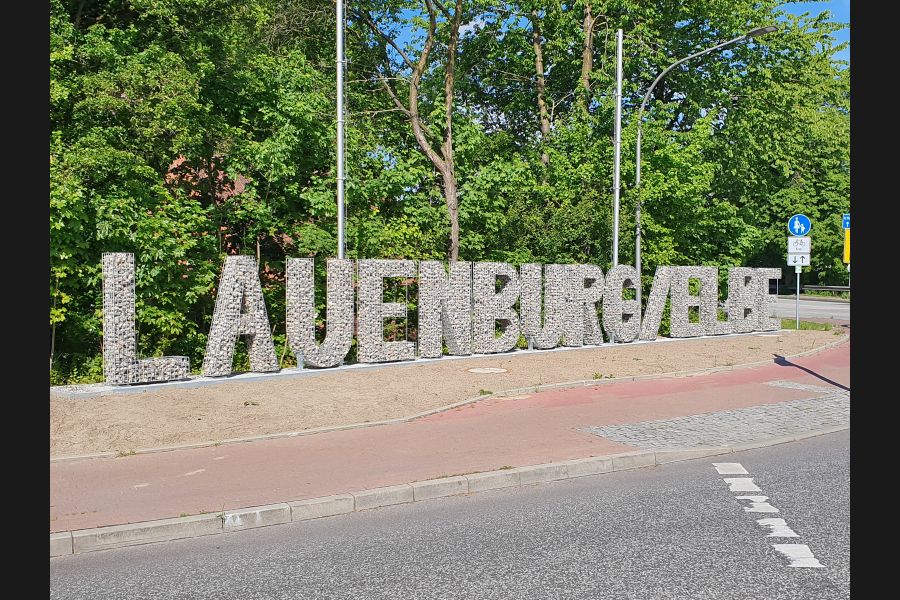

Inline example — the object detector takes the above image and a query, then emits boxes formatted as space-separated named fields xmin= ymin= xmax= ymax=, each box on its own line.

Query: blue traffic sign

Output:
xmin=842 ymin=213 xmax=850 ymax=229
xmin=788 ymin=214 xmax=812 ymax=236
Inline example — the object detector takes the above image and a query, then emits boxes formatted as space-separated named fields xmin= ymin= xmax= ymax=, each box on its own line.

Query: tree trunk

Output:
xmin=440 ymin=158 xmax=460 ymax=261
xmin=359 ymin=0 xmax=463 ymax=261
xmin=441 ymin=0 xmax=463 ymax=260
xmin=442 ymin=172 xmax=460 ymax=260
xmin=580 ymin=2 xmax=596 ymax=114
xmin=530 ymin=10 xmax=551 ymax=167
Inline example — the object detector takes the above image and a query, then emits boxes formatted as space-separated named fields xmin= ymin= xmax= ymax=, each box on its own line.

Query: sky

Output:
xmin=393 ymin=1 xmax=850 ymax=66
xmin=777 ymin=0 xmax=850 ymax=63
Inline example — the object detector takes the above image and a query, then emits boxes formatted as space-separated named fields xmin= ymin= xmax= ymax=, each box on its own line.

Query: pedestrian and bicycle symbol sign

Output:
xmin=842 ymin=213 xmax=850 ymax=229
xmin=788 ymin=237 xmax=810 ymax=253
xmin=787 ymin=235 xmax=811 ymax=268
xmin=788 ymin=214 xmax=812 ymax=236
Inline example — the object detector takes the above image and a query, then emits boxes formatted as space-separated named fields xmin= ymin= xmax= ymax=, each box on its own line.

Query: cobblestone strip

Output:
xmin=765 ymin=380 xmax=834 ymax=393
xmin=582 ymin=383 xmax=849 ymax=449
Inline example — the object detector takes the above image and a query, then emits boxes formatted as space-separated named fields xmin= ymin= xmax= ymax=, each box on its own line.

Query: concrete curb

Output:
xmin=50 ymin=334 xmax=850 ymax=464
xmin=50 ymin=424 xmax=848 ymax=558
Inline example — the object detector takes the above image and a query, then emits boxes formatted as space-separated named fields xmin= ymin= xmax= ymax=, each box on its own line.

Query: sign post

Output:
xmin=841 ymin=213 xmax=850 ymax=297
xmin=787 ymin=215 xmax=812 ymax=329
xmin=842 ymin=213 xmax=850 ymax=300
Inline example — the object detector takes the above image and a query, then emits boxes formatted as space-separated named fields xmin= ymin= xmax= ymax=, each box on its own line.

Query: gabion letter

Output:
xmin=726 ymin=267 xmax=761 ymax=334
xmin=202 ymin=256 xmax=279 ymax=376
xmin=602 ymin=264 xmax=640 ymax=342
xmin=520 ymin=264 xmax=565 ymax=349
xmin=563 ymin=264 xmax=605 ymax=346
xmin=755 ymin=268 xmax=782 ymax=331
xmin=102 ymin=253 xmax=190 ymax=384
xmin=638 ymin=266 xmax=673 ymax=341
xmin=473 ymin=262 xmax=521 ymax=354
xmin=669 ymin=266 xmax=731 ymax=338
xmin=418 ymin=261 xmax=473 ymax=358
xmin=357 ymin=259 xmax=417 ymax=363
xmin=100 ymin=250 xmax=788 ymax=384
xmin=286 ymin=258 xmax=354 ymax=368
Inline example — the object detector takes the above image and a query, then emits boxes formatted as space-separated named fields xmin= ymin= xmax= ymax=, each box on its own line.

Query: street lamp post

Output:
xmin=632 ymin=25 xmax=777 ymax=312
xmin=336 ymin=0 xmax=347 ymax=259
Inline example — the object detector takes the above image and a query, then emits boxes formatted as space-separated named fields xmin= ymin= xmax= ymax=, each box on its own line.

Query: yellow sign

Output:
xmin=843 ymin=228 xmax=850 ymax=263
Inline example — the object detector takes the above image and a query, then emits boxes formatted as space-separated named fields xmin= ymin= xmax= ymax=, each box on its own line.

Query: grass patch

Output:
xmin=803 ymin=290 xmax=849 ymax=300
xmin=427 ymin=470 xmax=481 ymax=479
xmin=780 ymin=319 xmax=833 ymax=331
xmin=115 ymin=449 xmax=136 ymax=458
xmin=478 ymin=389 xmax=492 ymax=396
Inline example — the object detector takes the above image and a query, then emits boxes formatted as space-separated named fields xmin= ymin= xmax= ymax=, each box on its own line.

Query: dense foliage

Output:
xmin=50 ymin=0 xmax=849 ymax=384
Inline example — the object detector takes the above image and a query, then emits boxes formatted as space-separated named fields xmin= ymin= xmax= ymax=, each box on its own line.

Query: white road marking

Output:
xmin=736 ymin=495 xmax=779 ymax=513
xmin=713 ymin=462 xmax=749 ymax=475
xmin=133 ymin=483 xmax=149 ymax=489
xmin=724 ymin=477 xmax=762 ymax=492
xmin=713 ymin=463 xmax=822 ymax=569
xmin=757 ymin=518 xmax=800 ymax=538
xmin=467 ymin=367 xmax=507 ymax=374
xmin=183 ymin=469 xmax=206 ymax=476
xmin=213 ymin=456 xmax=226 ymax=460
xmin=772 ymin=544 xmax=824 ymax=568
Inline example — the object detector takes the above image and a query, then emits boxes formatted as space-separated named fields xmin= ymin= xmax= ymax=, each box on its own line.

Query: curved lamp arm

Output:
xmin=634 ymin=34 xmax=747 ymax=190
xmin=632 ymin=24 xmax=776 ymax=312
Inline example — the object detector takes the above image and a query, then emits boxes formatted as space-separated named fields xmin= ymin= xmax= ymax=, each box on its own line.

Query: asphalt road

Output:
xmin=771 ymin=297 xmax=850 ymax=321
xmin=50 ymin=431 xmax=850 ymax=599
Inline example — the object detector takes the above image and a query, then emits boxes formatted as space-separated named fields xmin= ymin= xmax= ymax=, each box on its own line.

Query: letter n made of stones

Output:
xmin=202 ymin=255 xmax=279 ymax=377
xmin=418 ymin=261 xmax=473 ymax=358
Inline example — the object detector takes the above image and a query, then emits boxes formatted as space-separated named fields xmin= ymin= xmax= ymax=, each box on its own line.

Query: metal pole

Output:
xmin=635 ymin=128 xmax=642 ymax=310
xmin=795 ymin=268 xmax=800 ymax=329
xmin=336 ymin=0 xmax=346 ymax=259
xmin=612 ymin=28 xmax=623 ymax=267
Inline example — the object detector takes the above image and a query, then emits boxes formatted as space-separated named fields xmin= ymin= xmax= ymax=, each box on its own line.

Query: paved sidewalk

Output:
xmin=50 ymin=339 xmax=849 ymax=536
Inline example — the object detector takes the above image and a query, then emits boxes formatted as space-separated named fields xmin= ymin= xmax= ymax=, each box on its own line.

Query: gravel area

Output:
xmin=50 ymin=328 xmax=847 ymax=457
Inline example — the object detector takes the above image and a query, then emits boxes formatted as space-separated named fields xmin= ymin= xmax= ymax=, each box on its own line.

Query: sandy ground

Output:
xmin=50 ymin=328 xmax=847 ymax=458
